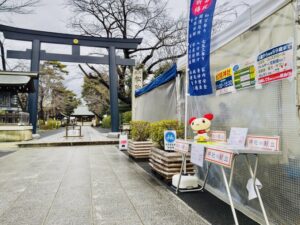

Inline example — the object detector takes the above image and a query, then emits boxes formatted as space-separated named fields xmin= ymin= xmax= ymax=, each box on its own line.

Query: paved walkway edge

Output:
xmin=18 ymin=140 xmax=118 ymax=148
xmin=119 ymin=148 xmax=212 ymax=225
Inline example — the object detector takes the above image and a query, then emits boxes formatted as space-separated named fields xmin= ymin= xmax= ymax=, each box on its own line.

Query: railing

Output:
xmin=0 ymin=112 xmax=30 ymax=125
xmin=65 ymin=125 xmax=82 ymax=137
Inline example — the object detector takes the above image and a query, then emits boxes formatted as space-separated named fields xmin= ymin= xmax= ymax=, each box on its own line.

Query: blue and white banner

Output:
xmin=188 ymin=0 xmax=217 ymax=96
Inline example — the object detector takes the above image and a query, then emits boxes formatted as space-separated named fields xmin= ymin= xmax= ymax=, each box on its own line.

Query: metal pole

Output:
xmin=28 ymin=39 xmax=41 ymax=134
xmin=0 ymin=40 xmax=6 ymax=71
xmin=108 ymin=46 xmax=120 ymax=132
xmin=221 ymin=166 xmax=239 ymax=225
xmin=246 ymin=155 xmax=270 ymax=225
xmin=229 ymin=156 xmax=236 ymax=187
xmin=184 ymin=0 xmax=191 ymax=141
xmin=176 ymin=154 xmax=186 ymax=194
xmin=200 ymin=162 xmax=211 ymax=191
xmin=176 ymin=0 xmax=191 ymax=195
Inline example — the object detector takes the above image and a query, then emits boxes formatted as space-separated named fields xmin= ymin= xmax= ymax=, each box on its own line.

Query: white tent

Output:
xmin=152 ymin=1 xmax=299 ymax=224
xmin=177 ymin=0 xmax=291 ymax=70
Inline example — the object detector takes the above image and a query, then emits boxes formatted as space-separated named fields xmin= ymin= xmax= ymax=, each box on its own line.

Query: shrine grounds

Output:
xmin=0 ymin=127 xmax=259 ymax=225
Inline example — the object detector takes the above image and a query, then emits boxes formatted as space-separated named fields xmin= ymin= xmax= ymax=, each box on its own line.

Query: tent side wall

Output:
xmin=184 ymin=2 xmax=300 ymax=224
xmin=134 ymin=1 xmax=300 ymax=224
xmin=134 ymin=77 xmax=184 ymax=122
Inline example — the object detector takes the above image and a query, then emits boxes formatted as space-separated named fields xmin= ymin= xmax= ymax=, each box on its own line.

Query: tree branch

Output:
xmin=147 ymin=51 xmax=187 ymax=74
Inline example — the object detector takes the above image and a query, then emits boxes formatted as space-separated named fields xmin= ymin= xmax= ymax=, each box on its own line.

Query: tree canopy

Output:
xmin=81 ymin=76 xmax=109 ymax=118
xmin=39 ymin=61 xmax=80 ymax=120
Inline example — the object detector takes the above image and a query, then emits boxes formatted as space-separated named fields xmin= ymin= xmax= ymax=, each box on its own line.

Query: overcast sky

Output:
xmin=0 ymin=0 xmax=257 ymax=97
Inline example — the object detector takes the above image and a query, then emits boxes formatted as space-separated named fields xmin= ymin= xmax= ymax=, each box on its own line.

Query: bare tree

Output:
xmin=69 ymin=0 xmax=249 ymax=105
xmin=0 ymin=0 xmax=40 ymax=14
xmin=68 ymin=0 xmax=187 ymax=104
xmin=213 ymin=1 xmax=250 ymax=34
xmin=0 ymin=0 xmax=41 ymax=71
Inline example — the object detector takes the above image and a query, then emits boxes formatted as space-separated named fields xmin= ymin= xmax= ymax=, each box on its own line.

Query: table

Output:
xmin=195 ymin=142 xmax=282 ymax=225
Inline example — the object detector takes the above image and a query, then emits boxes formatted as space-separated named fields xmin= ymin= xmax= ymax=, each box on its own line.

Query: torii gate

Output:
xmin=0 ymin=24 xmax=142 ymax=133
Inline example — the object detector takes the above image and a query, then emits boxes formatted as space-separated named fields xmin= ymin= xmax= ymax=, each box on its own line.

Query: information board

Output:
xmin=257 ymin=42 xmax=293 ymax=84
xmin=215 ymin=67 xmax=235 ymax=95
xmin=164 ymin=130 xmax=177 ymax=151
xmin=234 ymin=64 xmax=256 ymax=90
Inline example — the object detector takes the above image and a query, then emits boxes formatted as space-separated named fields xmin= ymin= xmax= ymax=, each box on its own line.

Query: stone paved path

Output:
xmin=33 ymin=126 xmax=114 ymax=143
xmin=0 ymin=126 xmax=116 ymax=149
xmin=0 ymin=145 xmax=210 ymax=225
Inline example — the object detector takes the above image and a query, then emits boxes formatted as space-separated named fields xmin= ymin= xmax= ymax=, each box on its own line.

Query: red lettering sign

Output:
xmin=192 ymin=0 xmax=212 ymax=16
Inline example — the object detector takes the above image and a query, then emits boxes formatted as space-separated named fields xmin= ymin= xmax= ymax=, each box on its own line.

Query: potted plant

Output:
xmin=149 ymin=120 xmax=194 ymax=180
xmin=128 ymin=120 xmax=152 ymax=159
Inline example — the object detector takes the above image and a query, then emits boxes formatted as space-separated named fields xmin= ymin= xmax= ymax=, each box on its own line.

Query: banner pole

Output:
xmin=184 ymin=0 xmax=191 ymax=142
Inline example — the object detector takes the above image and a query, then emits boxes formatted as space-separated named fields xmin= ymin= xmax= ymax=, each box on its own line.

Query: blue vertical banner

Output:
xmin=188 ymin=0 xmax=217 ymax=96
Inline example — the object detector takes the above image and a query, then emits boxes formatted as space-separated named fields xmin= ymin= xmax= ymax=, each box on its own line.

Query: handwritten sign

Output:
xmin=246 ymin=135 xmax=280 ymax=151
xmin=191 ymin=143 xmax=205 ymax=167
xmin=174 ymin=139 xmax=190 ymax=154
xmin=205 ymin=147 xmax=234 ymax=168
xmin=228 ymin=127 xmax=248 ymax=148
xmin=210 ymin=130 xmax=227 ymax=142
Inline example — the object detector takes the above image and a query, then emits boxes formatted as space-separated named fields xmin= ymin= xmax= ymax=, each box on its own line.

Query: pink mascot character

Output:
xmin=189 ymin=113 xmax=214 ymax=142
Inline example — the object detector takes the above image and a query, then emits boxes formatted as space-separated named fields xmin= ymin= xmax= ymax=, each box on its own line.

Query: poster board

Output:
xmin=191 ymin=143 xmax=205 ymax=167
xmin=215 ymin=67 xmax=235 ymax=95
xmin=257 ymin=42 xmax=293 ymax=84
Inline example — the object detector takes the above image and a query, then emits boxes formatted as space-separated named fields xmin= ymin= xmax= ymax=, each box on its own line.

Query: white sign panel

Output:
xmin=119 ymin=134 xmax=128 ymax=151
xmin=228 ymin=127 xmax=248 ymax=148
xmin=205 ymin=148 xmax=234 ymax=168
xmin=164 ymin=130 xmax=177 ymax=151
xmin=132 ymin=69 xmax=143 ymax=91
xmin=215 ymin=67 xmax=235 ymax=96
xmin=191 ymin=143 xmax=205 ymax=167
xmin=210 ymin=130 xmax=227 ymax=142
xmin=67 ymin=129 xmax=80 ymax=137
xmin=132 ymin=69 xmax=143 ymax=120
xmin=174 ymin=139 xmax=190 ymax=154
xmin=257 ymin=42 xmax=294 ymax=84
xmin=246 ymin=135 xmax=280 ymax=151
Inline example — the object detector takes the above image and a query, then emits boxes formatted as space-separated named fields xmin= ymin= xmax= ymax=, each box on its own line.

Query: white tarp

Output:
xmin=177 ymin=0 xmax=292 ymax=71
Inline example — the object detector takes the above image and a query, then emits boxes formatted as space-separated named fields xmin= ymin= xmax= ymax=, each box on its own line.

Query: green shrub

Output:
xmin=130 ymin=121 xmax=150 ymax=141
xmin=38 ymin=119 xmax=45 ymax=126
xmin=122 ymin=111 xmax=132 ymax=123
xmin=39 ymin=119 xmax=60 ymax=130
xmin=150 ymin=120 xmax=184 ymax=149
xmin=102 ymin=116 xmax=111 ymax=128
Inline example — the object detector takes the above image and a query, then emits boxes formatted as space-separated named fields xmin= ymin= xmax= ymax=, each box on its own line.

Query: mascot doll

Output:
xmin=189 ymin=113 xmax=214 ymax=142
